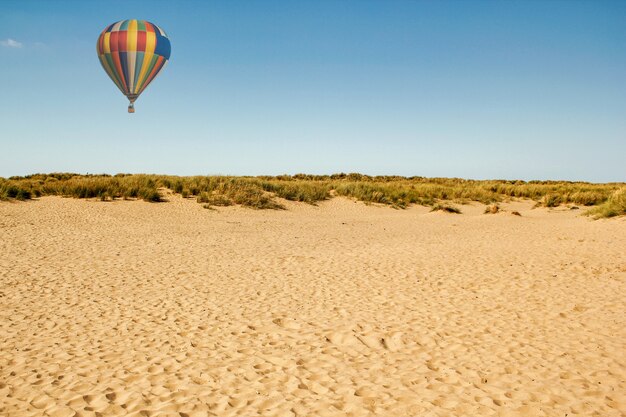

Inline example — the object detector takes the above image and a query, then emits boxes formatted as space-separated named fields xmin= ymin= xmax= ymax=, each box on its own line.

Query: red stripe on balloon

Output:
xmin=111 ymin=51 xmax=127 ymax=92
xmin=136 ymin=31 xmax=146 ymax=53
xmin=117 ymin=30 xmax=128 ymax=53
xmin=109 ymin=31 xmax=118 ymax=52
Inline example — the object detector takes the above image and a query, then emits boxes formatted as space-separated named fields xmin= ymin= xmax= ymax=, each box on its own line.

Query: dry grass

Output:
xmin=430 ymin=203 xmax=462 ymax=214
xmin=585 ymin=188 xmax=626 ymax=219
xmin=1 ymin=173 xmax=624 ymax=216
xmin=197 ymin=193 xmax=234 ymax=207
xmin=0 ymin=173 xmax=162 ymax=202
xmin=484 ymin=204 xmax=500 ymax=214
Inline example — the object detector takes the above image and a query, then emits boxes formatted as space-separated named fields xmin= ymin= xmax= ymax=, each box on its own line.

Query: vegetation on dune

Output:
xmin=430 ymin=203 xmax=462 ymax=214
xmin=0 ymin=173 xmax=162 ymax=202
xmin=197 ymin=192 xmax=233 ymax=207
xmin=164 ymin=176 xmax=284 ymax=209
xmin=585 ymin=188 xmax=626 ymax=219
xmin=1 ymin=173 xmax=624 ymax=217
xmin=484 ymin=204 xmax=500 ymax=214
xmin=260 ymin=181 xmax=331 ymax=204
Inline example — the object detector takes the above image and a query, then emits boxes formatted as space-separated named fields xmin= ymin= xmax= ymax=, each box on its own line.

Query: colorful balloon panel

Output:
xmin=97 ymin=20 xmax=170 ymax=99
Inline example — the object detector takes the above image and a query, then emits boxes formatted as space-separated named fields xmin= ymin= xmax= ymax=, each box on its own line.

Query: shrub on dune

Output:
xmin=586 ymin=188 xmax=626 ymax=219
xmin=430 ymin=203 xmax=461 ymax=214
xmin=197 ymin=192 xmax=233 ymax=207
xmin=138 ymin=188 xmax=162 ymax=202
xmin=261 ymin=181 xmax=330 ymax=203
xmin=1 ymin=174 xmax=623 ymax=214
xmin=231 ymin=188 xmax=284 ymax=209
xmin=540 ymin=194 xmax=562 ymax=207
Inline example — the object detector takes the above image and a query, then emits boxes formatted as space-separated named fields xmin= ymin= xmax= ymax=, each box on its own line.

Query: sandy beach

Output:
xmin=1 ymin=195 xmax=625 ymax=417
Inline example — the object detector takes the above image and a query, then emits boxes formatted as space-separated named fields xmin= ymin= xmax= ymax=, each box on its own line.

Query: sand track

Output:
xmin=1 ymin=196 xmax=625 ymax=416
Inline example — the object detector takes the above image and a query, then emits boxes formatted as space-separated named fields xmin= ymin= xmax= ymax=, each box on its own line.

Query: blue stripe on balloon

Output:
xmin=119 ymin=52 xmax=129 ymax=93
xmin=154 ymin=34 xmax=171 ymax=60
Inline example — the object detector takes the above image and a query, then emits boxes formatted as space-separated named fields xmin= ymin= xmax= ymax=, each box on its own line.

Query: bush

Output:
xmin=540 ymin=194 xmax=562 ymax=207
xmin=1 ymin=173 xmax=623 ymax=213
xmin=139 ymin=188 xmax=161 ymax=202
xmin=197 ymin=193 xmax=233 ymax=206
xmin=431 ymin=203 xmax=461 ymax=214
xmin=586 ymin=188 xmax=626 ymax=218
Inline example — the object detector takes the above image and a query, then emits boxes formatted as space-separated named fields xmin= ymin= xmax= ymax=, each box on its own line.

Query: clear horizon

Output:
xmin=1 ymin=1 xmax=625 ymax=182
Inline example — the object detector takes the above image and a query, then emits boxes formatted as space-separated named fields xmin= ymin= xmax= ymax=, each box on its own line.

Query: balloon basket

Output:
xmin=128 ymin=104 xmax=135 ymax=113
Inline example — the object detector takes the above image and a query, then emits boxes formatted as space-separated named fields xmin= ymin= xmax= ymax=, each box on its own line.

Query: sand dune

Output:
xmin=1 ymin=195 xmax=625 ymax=416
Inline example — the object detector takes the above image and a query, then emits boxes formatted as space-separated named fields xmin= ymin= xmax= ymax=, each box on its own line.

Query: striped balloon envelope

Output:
xmin=97 ymin=20 xmax=171 ymax=113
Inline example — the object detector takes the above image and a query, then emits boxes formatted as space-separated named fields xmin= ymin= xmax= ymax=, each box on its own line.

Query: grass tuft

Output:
xmin=197 ymin=193 xmax=233 ymax=206
xmin=484 ymin=204 xmax=500 ymax=214
xmin=585 ymin=188 xmax=626 ymax=219
xmin=539 ymin=194 xmax=562 ymax=208
xmin=431 ymin=203 xmax=462 ymax=214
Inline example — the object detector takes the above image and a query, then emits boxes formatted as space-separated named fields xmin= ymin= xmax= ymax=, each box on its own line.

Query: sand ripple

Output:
xmin=1 ymin=197 xmax=625 ymax=416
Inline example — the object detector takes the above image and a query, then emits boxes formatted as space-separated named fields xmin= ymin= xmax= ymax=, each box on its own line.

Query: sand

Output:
xmin=1 ymin=195 xmax=625 ymax=417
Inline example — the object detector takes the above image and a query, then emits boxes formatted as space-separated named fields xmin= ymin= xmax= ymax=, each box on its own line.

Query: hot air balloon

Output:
xmin=96 ymin=20 xmax=171 ymax=113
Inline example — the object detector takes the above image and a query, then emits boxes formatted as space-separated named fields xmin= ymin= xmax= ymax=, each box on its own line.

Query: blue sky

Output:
xmin=1 ymin=0 xmax=625 ymax=181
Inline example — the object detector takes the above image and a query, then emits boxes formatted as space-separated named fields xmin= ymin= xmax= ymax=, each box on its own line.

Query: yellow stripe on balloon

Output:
xmin=145 ymin=31 xmax=156 ymax=55
xmin=136 ymin=52 xmax=153 ymax=92
xmin=103 ymin=32 xmax=111 ymax=53
xmin=137 ymin=31 xmax=156 ymax=91
xmin=127 ymin=20 xmax=138 ymax=52
xmin=125 ymin=20 xmax=138 ymax=93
